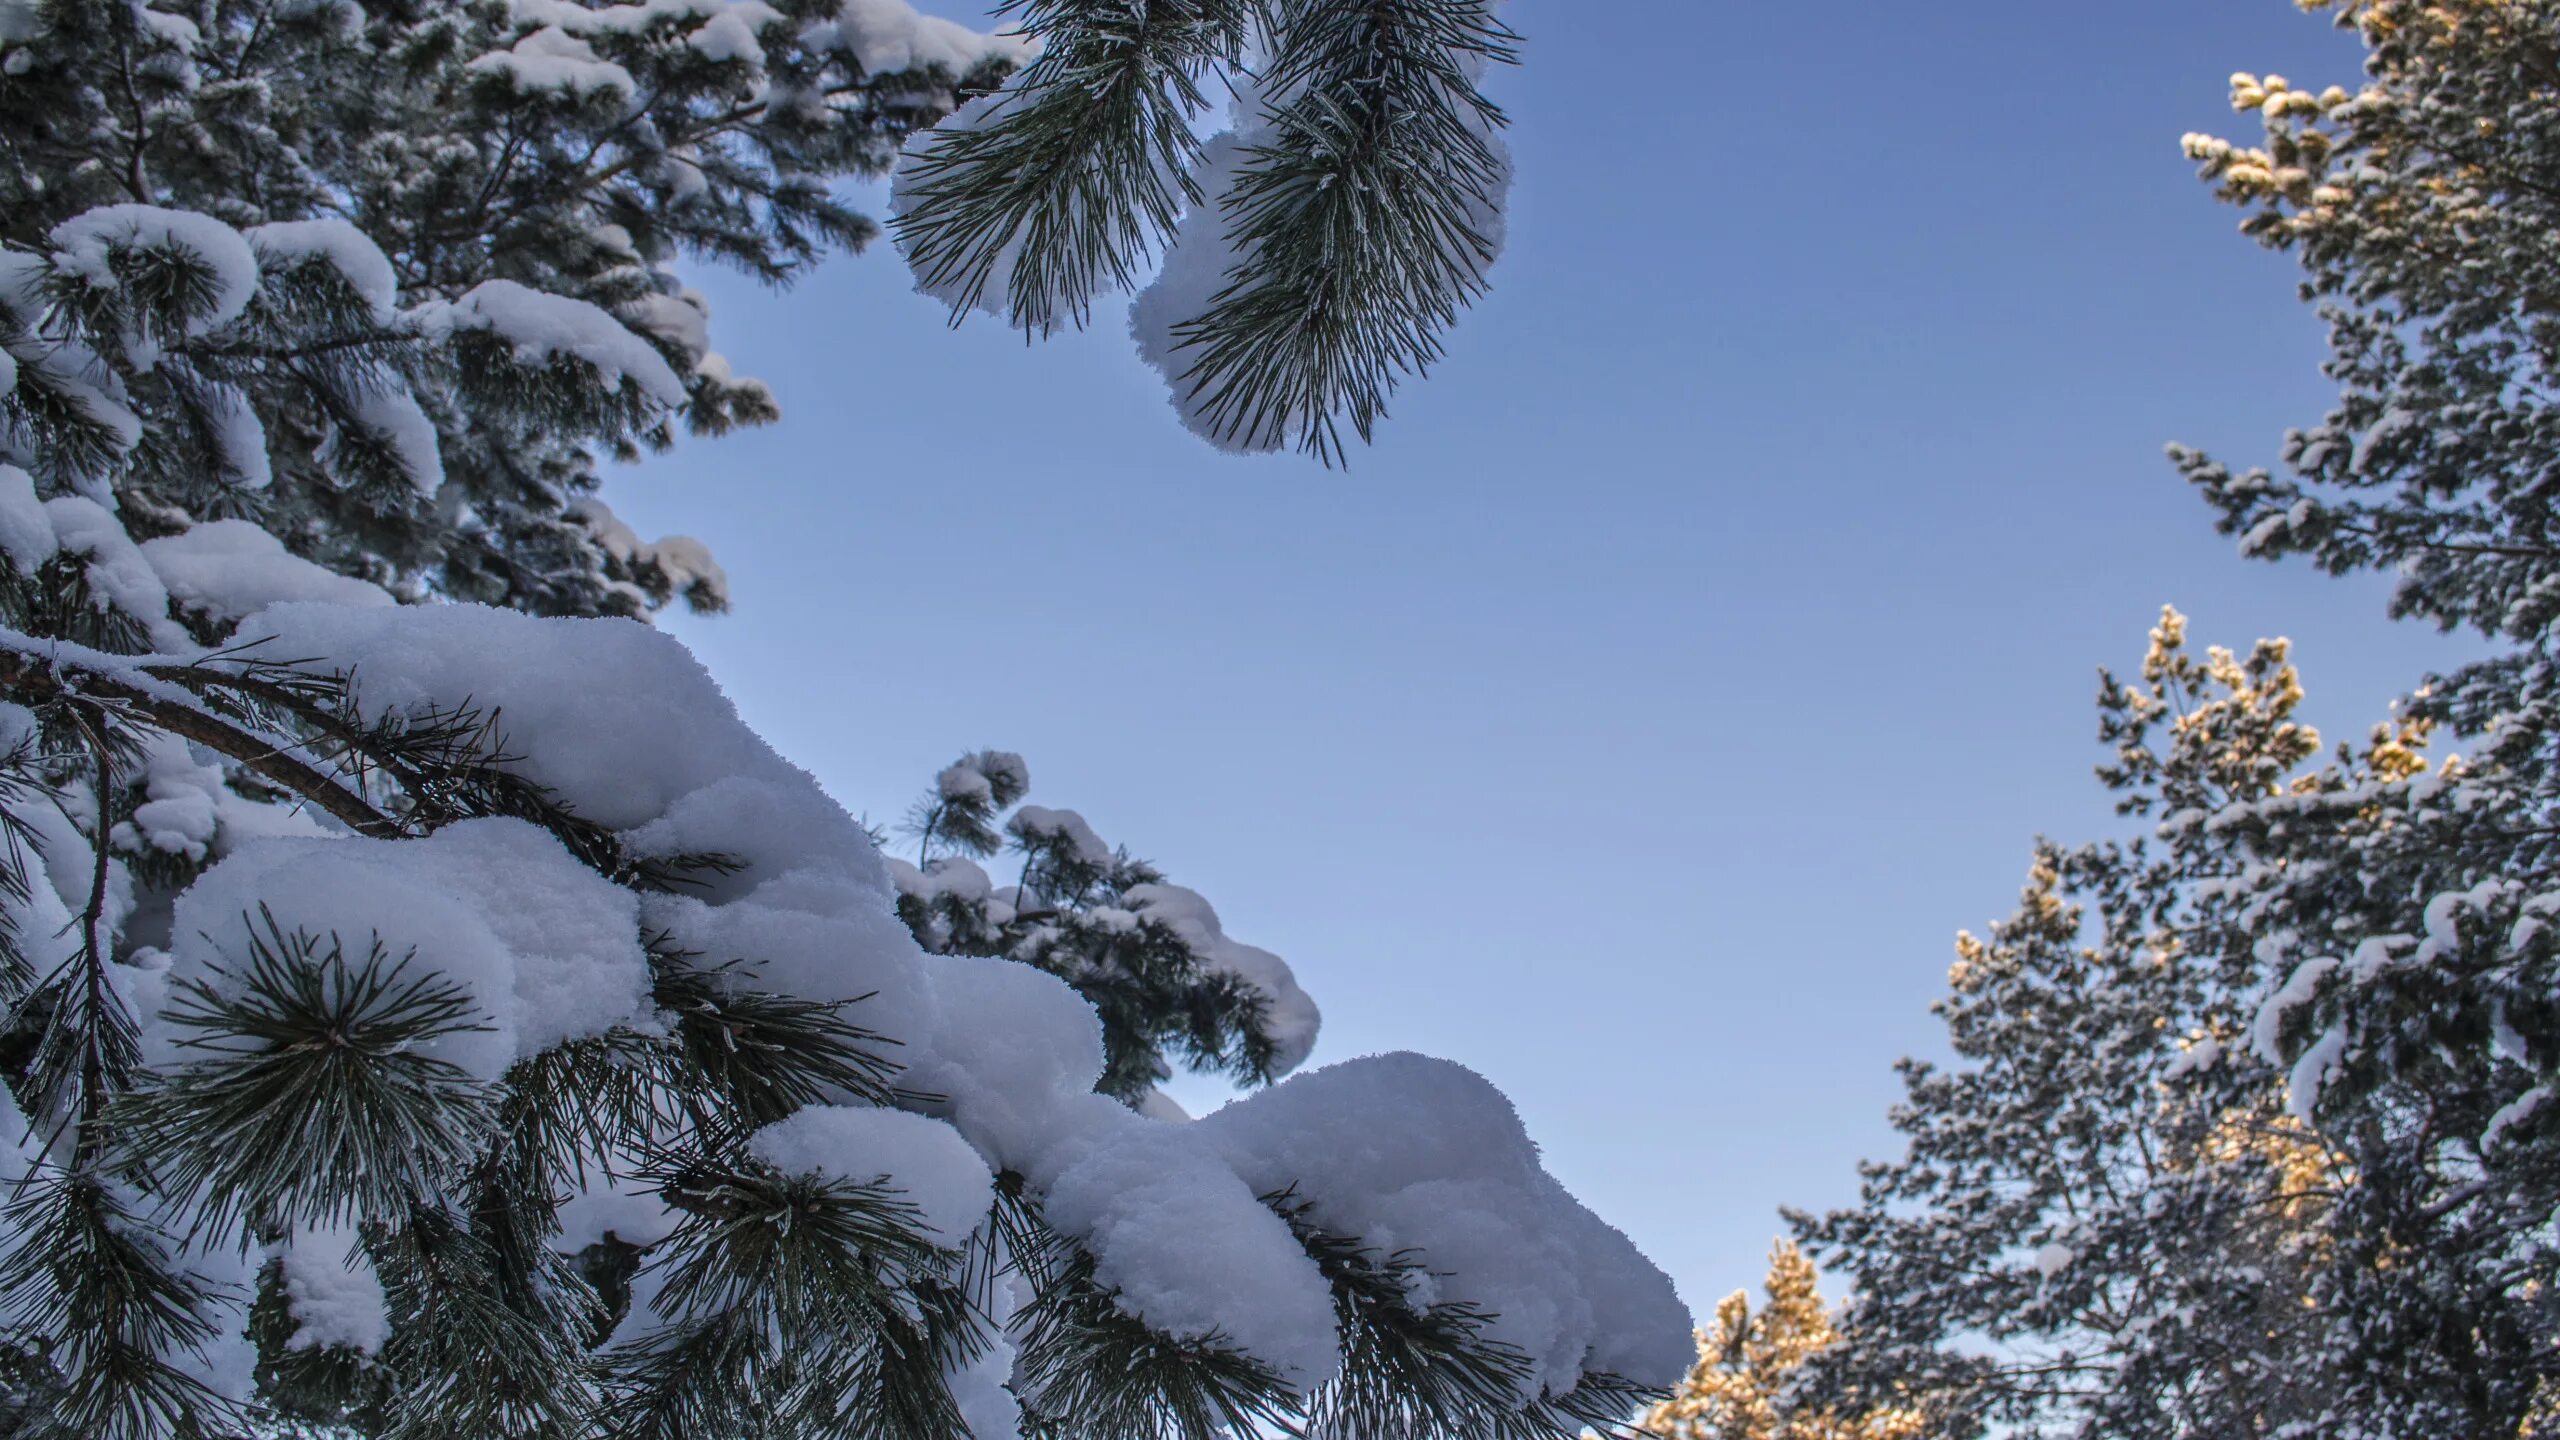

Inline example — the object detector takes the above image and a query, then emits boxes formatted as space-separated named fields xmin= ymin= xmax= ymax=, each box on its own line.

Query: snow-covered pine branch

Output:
xmin=890 ymin=0 xmax=1520 ymax=463
xmin=0 ymin=186 xmax=1689 ymax=1440
xmin=889 ymin=751 xmax=1321 ymax=1104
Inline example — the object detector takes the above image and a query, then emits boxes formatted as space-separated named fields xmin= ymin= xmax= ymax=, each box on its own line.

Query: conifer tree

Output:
xmin=1803 ymin=4 xmax=2560 ymax=1432
xmin=1640 ymin=1242 xmax=1918 ymax=1440
xmin=1792 ymin=612 xmax=2365 ymax=1439
xmin=0 ymin=4 xmax=1687 ymax=1439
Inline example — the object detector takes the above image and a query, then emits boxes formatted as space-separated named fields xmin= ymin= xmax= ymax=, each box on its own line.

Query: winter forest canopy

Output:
xmin=0 ymin=0 xmax=1692 ymax=1435
xmin=4 ymin=0 xmax=2560 ymax=1438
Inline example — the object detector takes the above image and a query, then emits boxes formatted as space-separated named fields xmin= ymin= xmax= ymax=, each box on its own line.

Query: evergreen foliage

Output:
xmin=887 ymin=751 xmax=1318 ymax=1105
xmin=1792 ymin=614 xmax=2373 ymax=1436
xmin=0 ymin=5 xmax=1688 ymax=1438
xmin=1799 ymin=4 xmax=2560 ymax=1433
xmin=0 ymin=0 xmax=1032 ymax=618
xmin=890 ymin=0 xmax=1520 ymax=462
xmin=1639 ymin=1242 xmax=1918 ymax=1440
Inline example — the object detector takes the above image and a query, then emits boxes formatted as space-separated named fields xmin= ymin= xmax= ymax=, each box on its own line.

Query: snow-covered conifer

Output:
xmin=0 ymin=0 xmax=1028 ymax=617
xmin=1792 ymin=613 xmax=2355 ymax=1437
xmin=0 ymin=19 xmax=1688 ymax=1438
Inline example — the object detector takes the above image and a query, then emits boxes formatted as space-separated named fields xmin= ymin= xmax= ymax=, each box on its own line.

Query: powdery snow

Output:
xmin=0 ymin=465 xmax=56 ymax=574
xmin=157 ymin=600 xmax=1689 ymax=1397
xmin=50 ymin=206 xmax=259 ymax=335
xmin=815 ymin=0 xmax=1027 ymax=78
xmin=276 ymin=1221 xmax=391 ymax=1354
xmin=466 ymin=25 xmax=638 ymax=100
xmin=45 ymin=495 xmax=193 ymax=650
xmin=158 ymin=817 xmax=653 ymax=1079
xmin=1125 ymin=882 xmax=1320 ymax=1075
xmin=420 ymin=280 xmax=684 ymax=407
xmin=1009 ymin=805 xmax=1111 ymax=867
xmin=247 ymin=219 xmax=399 ymax=322
xmin=348 ymin=385 xmax=446 ymax=497
xmin=1197 ymin=1052 xmax=1693 ymax=1398
xmin=203 ymin=385 xmax=272 ymax=490
xmin=749 ymin=1104 xmax=995 ymax=1240
xmin=141 ymin=520 xmax=394 ymax=621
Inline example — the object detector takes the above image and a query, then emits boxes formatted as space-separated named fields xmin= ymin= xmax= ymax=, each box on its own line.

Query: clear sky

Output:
xmin=601 ymin=2 xmax=2478 ymax=1325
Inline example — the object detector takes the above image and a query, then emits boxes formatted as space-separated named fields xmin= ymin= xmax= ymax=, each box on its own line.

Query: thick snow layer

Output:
xmin=277 ymin=1222 xmax=390 ymax=1354
xmin=247 ymin=219 xmax=398 ymax=322
xmin=887 ymin=91 xmax=1034 ymax=322
xmin=1199 ymin=1053 xmax=1692 ymax=1398
xmin=143 ymin=521 xmax=392 ymax=622
xmin=888 ymin=855 xmax=992 ymax=905
xmin=50 ymin=206 xmax=259 ymax=335
xmin=235 ymin=603 xmax=837 ymax=839
xmin=1009 ymin=805 xmax=1110 ymax=867
xmin=1126 ymin=30 xmax=1512 ymax=454
xmin=1034 ymin=1091 xmax=1344 ymax=1390
xmin=1125 ymin=883 xmax=1319 ymax=1075
xmin=749 ymin=1104 xmax=994 ymax=1241
xmin=158 ymin=818 xmax=652 ymax=1079
xmin=467 ymin=25 xmax=638 ymax=100
xmin=816 ymin=0 xmax=1027 ymax=78
xmin=175 ymin=601 xmax=1683 ymax=1397
xmin=421 ymin=280 xmax=684 ymax=407
xmin=1125 ymin=131 xmax=1255 ymax=447
xmin=0 ymin=465 xmax=56 ymax=574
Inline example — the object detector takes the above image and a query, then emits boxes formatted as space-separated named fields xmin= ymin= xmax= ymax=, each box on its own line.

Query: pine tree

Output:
xmin=1640 ymin=1242 xmax=1919 ymax=1440
xmin=1791 ymin=611 xmax=2366 ymax=1439
xmin=2162 ymin=1 xmax=2560 ymax=1427
xmin=0 ymin=0 xmax=1035 ymax=618
xmin=1802 ymin=5 xmax=2560 ymax=1432
xmin=0 ymin=3 xmax=1688 ymax=1437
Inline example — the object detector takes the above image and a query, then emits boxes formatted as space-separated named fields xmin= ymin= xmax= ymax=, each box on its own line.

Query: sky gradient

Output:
xmin=601 ymin=2 xmax=2477 ymax=1323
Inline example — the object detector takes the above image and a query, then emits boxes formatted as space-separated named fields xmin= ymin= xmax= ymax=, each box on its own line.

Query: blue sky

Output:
xmin=604 ymin=2 xmax=2474 ymax=1323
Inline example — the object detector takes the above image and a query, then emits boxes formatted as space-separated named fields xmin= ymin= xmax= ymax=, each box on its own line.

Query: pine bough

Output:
xmin=891 ymin=0 xmax=1520 ymax=462
xmin=0 ymin=204 xmax=1688 ymax=1439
